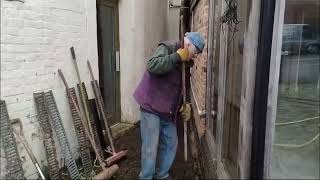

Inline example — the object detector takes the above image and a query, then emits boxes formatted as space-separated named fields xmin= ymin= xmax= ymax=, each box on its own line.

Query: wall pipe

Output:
xmin=190 ymin=79 xmax=216 ymax=118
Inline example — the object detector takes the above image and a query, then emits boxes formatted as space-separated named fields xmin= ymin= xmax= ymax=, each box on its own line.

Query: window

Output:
xmin=270 ymin=0 xmax=320 ymax=178
xmin=218 ymin=0 xmax=250 ymax=177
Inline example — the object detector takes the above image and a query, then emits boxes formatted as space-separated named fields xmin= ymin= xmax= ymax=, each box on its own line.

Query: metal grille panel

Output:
xmin=67 ymin=88 xmax=93 ymax=177
xmin=34 ymin=92 xmax=61 ymax=179
xmin=77 ymin=83 xmax=104 ymax=158
xmin=44 ymin=91 xmax=80 ymax=179
xmin=0 ymin=100 xmax=25 ymax=179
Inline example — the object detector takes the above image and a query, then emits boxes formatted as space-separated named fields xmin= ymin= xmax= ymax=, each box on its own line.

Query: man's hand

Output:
xmin=179 ymin=103 xmax=191 ymax=122
xmin=176 ymin=48 xmax=189 ymax=62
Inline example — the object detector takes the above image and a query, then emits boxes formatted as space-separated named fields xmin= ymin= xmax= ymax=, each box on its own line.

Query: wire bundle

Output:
xmin=221 ymin=0 xmax=241 ymax=33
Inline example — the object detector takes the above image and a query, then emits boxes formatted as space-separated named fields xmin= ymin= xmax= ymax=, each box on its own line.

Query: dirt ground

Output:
xmin=110 ymin=123 xmax=197 ymax=179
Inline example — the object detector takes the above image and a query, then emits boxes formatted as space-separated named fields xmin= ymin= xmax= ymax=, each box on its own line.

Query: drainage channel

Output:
xmin=0 ymin=100 xmax=25 ymax=179
xmin=44 ymin=90 xmax=80 ymax=179
xmin=67 ymin=87 xmax=93 ymax=177
xmin=34 ymin=92 xmax=61 ymax=179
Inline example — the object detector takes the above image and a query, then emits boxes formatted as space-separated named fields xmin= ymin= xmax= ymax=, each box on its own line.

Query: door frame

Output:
xmin=96 ymin=0 xmax=121 ymax=125
xmin=262 ymin=0 xmax=286 ymax=178
xmin=249 ymin=0 xmax=286 ymax=179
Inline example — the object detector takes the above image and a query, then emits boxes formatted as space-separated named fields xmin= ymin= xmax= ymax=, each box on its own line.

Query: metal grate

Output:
xmin=67 ymin=88 xmax=93 ymax=177
xmin=44 ymin=90 xmax=80 ymax=179
xmin=0 ymin=100 xmax=25 ymax=179
xmin=34 ymin=92 xmax=61 ymax=179
xmin=77 ymin=83 xmax=104 ymax=159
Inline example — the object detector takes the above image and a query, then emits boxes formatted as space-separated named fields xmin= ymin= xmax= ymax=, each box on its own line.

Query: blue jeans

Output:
xmin=139 ymin=111 xmax=178 ymax=180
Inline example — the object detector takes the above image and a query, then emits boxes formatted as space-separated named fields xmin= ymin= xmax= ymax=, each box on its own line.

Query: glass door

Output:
xmin=267 ymin=0 xmax=320 ymax=178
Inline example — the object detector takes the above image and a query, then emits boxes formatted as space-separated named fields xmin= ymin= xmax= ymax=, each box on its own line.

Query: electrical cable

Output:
xmin=273 ymin=133 xmax=319 ymax=148
xmin=276 ymin=116 xmax=319 ymax=126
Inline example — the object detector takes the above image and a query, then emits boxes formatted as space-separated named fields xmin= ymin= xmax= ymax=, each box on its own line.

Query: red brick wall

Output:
xmin=190 ymin=0 xmax=209 ymax=137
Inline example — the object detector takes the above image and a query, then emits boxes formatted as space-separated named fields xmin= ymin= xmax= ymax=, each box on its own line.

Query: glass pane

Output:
xmin=271 ymin=0 xmax=320 ymax=179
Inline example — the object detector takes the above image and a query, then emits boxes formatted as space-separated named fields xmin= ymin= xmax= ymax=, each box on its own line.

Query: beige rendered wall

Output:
xmin=119 ymin=0 xmax=180 ymax=123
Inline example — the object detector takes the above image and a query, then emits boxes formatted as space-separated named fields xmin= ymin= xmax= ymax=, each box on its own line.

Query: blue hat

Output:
xmin=186 ymin=32 xmax=205 ymax=53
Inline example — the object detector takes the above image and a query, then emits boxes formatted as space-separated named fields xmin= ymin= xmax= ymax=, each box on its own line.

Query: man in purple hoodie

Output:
xmin=133 ymin=32 xmax=205 ymax=179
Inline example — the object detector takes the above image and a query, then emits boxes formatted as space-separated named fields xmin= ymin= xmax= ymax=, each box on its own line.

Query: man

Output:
xmin=133 ymin=32 xmax=205 ymax=179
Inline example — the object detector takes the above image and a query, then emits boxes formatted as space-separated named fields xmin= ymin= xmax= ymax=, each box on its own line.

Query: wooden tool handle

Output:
xmin=87 ymin=60 xmax=95 ymax=81
xmin=70 ymin=47 xmax=76 ymax=60
xmin=12 ymin=125 xmax=46 ymax=180
xmin=58 ymin=69 xmax=69 ymax=89
xmin=70 ymin=47 xmax=82 ymax=82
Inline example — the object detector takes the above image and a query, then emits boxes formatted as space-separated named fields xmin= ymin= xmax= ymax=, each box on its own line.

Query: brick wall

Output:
xmin=0 ymin=0 xmax=98 ymax=178
xmin=190 ymin=0 xmax=209 ymax=137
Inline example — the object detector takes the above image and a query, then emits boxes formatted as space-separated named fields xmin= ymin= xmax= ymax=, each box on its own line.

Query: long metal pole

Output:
xmin=87 ymin=60 xmax=116 ymax=153
xmin=180 ymin=12 xmax=188 ymax=162
xmin=183 ymin=60 xmax=188 ymax=163
xmin=13 ymin=128 xmax=46 ymax=180
xmin=70 ymin=47 xmax=94 ymax=136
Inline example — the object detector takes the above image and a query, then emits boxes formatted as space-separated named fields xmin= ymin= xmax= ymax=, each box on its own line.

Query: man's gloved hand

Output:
xmin=176 ymin=48 xmax=189 ymax=62
xmin=179 ymin=103 xmax=192 ymax=122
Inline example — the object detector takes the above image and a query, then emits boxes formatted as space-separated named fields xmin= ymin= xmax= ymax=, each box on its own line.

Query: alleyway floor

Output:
xmin=111 ymin=124 xmax=197 ymax=179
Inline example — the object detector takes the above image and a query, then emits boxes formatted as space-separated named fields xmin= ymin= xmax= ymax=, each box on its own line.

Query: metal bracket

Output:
xmin=5 ymin=0 xmax=25 ymax=3
xmin=190 ymin=79 xmax=217 ymax=118
xmin=116 ymin=51 xmax=120 ymax=72
xmin=169 ymin=0 xmax=189 ymax=9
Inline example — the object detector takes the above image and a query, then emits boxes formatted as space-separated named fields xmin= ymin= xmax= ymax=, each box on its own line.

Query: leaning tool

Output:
xmin=11 ymin=119 xmax=46 ymax=180
xmin=70 ymin=47 xmax=104 ymax=159
xmin=58 ymin=69 xmax=119 ymax=179
xmin=180 ymin=25 xmax=188 ymax=162
xmin=87 ymin=60 xmax=128 ymax=166
xmin=70 ymin=46 xmax=92 ymax=130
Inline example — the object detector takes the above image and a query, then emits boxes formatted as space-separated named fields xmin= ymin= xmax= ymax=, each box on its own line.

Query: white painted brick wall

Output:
xmin=1 ymin=0 xmax=98 ymax=178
